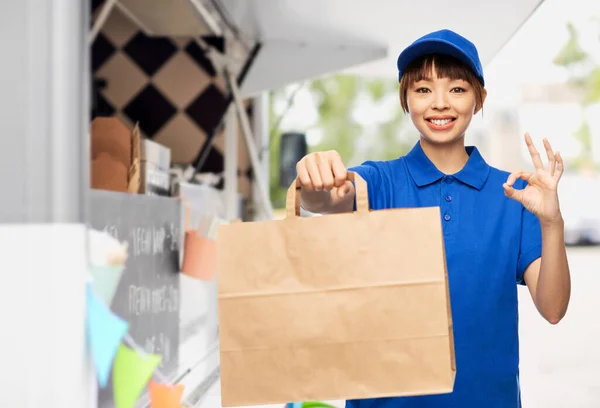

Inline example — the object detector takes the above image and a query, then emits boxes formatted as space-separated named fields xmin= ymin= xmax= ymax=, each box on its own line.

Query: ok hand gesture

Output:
xmin=503 ymin=133 xmax=564 ymax=225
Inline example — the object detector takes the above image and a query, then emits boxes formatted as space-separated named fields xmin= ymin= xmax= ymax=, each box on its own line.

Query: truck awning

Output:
xmin=216 ymin=0 xmax=544 ymax=96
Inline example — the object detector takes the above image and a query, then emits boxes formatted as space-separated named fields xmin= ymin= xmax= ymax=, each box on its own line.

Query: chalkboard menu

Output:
xmin=89 ymin=190 xmax=182 ymax=407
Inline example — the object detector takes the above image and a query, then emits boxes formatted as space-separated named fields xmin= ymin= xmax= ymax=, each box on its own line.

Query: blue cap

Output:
xmin=396 ymin=29 xmax=484 ymax=86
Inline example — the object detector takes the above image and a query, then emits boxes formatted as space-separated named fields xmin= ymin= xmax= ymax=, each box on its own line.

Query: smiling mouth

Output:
xmin=426 ymin=118 xmax=456 ymax=126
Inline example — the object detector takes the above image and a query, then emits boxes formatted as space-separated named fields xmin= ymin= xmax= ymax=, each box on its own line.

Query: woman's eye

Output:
xmin=451 ymin=87 xmax=466 ymax=93
xmin=416 ymin=88 xmax=430 ymax=93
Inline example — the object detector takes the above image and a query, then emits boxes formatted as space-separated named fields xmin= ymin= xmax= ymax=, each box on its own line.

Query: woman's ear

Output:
xmin=474 ymin=88 xmax=488 ymax=115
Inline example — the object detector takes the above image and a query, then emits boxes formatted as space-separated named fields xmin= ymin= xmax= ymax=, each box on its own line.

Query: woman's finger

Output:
xmin=330 ymin=152 xmax=348 ymax=187
xmin=305 ymin=156 xmax=323 ymax=191
xmin=337 ymin=180 xmax=353 ymax=199
xmin=525 ymin=133 xmax=544 ymax=171
xmin=543 ymin=138 xmax=556 ymax=176
xmin=316 ymin=153 xmax=335 ymax=190
xmin=555 ymin=152 xmax=564 ymax=180
xmin=296 ymin=160 xmax=311 ymax=188
xmin=505 ymin=171 xmax=533 ymax=187
xmin=503 ymin=182 xmax=524 ymax=203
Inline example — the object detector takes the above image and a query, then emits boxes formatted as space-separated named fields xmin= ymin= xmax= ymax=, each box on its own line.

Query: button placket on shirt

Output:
xmin=442 ymin=176 xmax=453 ymax=223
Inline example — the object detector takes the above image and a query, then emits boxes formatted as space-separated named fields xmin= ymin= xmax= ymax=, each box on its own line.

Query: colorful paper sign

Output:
xmin=113 ymin=344 xmax=162 ymax=408
xmin=86 ymin=284 xmax=129 ymax=388
xmin=148 ymin=381 xmax=185 ymax=408
xmin=90 ymin=264 xmax=125 ymax=306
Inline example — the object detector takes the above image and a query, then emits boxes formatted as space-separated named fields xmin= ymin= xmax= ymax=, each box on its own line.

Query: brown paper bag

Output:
xmin=217 ymin=172 xmax=455 ymax=406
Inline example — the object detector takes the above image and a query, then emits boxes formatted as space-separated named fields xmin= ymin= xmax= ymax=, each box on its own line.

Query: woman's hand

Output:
xmin=296 ymin=150 xmax=354 ymax=214
xmin=503 ymin=133 xmax=564 ymax=225
xmin=296 ymin=150 xmax=351 ymax=195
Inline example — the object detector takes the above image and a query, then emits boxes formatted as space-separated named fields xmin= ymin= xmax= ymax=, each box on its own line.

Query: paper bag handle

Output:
xmin=285 ymin=171 xmax=369 ymax=218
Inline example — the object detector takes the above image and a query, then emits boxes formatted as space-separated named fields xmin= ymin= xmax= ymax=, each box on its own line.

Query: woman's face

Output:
xmin=406 ymin=65 xmax=481 ymax=146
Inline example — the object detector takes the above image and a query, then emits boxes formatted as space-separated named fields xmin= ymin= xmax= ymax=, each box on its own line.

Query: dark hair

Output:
xmin=399 ymin=54 xmax=485 ymax=113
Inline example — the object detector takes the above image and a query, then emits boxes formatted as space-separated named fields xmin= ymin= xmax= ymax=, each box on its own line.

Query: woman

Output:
xmin=296 ymin=29 xmax=571 ymax=408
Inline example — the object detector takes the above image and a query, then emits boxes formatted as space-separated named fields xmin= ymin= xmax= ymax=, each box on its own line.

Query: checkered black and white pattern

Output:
xmin=91 ymin=0 xmax=252 ymax=197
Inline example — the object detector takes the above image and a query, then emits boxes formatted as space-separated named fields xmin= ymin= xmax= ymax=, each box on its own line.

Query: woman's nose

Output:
xmin=432 ymin=93 xmax=450 ymax=110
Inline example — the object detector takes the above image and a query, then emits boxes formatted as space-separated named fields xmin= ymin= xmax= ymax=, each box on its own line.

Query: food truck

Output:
xmin=2 ymin=0 xmax=544 ymax=406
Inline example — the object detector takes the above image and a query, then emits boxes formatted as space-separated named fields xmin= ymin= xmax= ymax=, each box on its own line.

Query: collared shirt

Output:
xmin=346 ymin=141 xmax=542 ymax=408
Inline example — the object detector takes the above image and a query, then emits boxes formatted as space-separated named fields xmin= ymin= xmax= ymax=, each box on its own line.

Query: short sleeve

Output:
xmin=517 ymin=205 xmax=542 ymax=285
xmin=348 ymin=161 xmax=385 ymax=211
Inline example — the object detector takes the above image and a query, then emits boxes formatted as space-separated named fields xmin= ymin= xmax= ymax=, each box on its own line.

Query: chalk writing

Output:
xmin=169 ymin=222 xmax=179 ymax=251
xmin=128 ymin=284 xmax=179 ymax=316
xmin=131 ymin=226 xmax=167 ymax=257
xmin=144 ymin=332 xmax=172 ymax=367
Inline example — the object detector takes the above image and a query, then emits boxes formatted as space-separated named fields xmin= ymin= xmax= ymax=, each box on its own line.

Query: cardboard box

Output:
xmin=90 ymin=117 xmax=141 ymax=194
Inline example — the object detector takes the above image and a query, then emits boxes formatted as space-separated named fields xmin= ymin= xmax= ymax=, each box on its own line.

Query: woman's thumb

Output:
xmin=337 ymin=181 xmax=352 ymax=198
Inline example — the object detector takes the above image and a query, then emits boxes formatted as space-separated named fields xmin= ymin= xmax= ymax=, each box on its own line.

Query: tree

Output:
xmin=553 ymin=22 xmax=588 ymax=68
xmin=553 ymin=20 xmax=600 ymax=172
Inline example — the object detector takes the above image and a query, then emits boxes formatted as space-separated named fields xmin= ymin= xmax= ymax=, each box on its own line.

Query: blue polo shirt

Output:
xmin=346 ymin=141 xmax=542 ymax=408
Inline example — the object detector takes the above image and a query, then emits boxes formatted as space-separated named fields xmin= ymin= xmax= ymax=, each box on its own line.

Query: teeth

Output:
xmin=431 ymin=119 xmax=452 ymax=125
